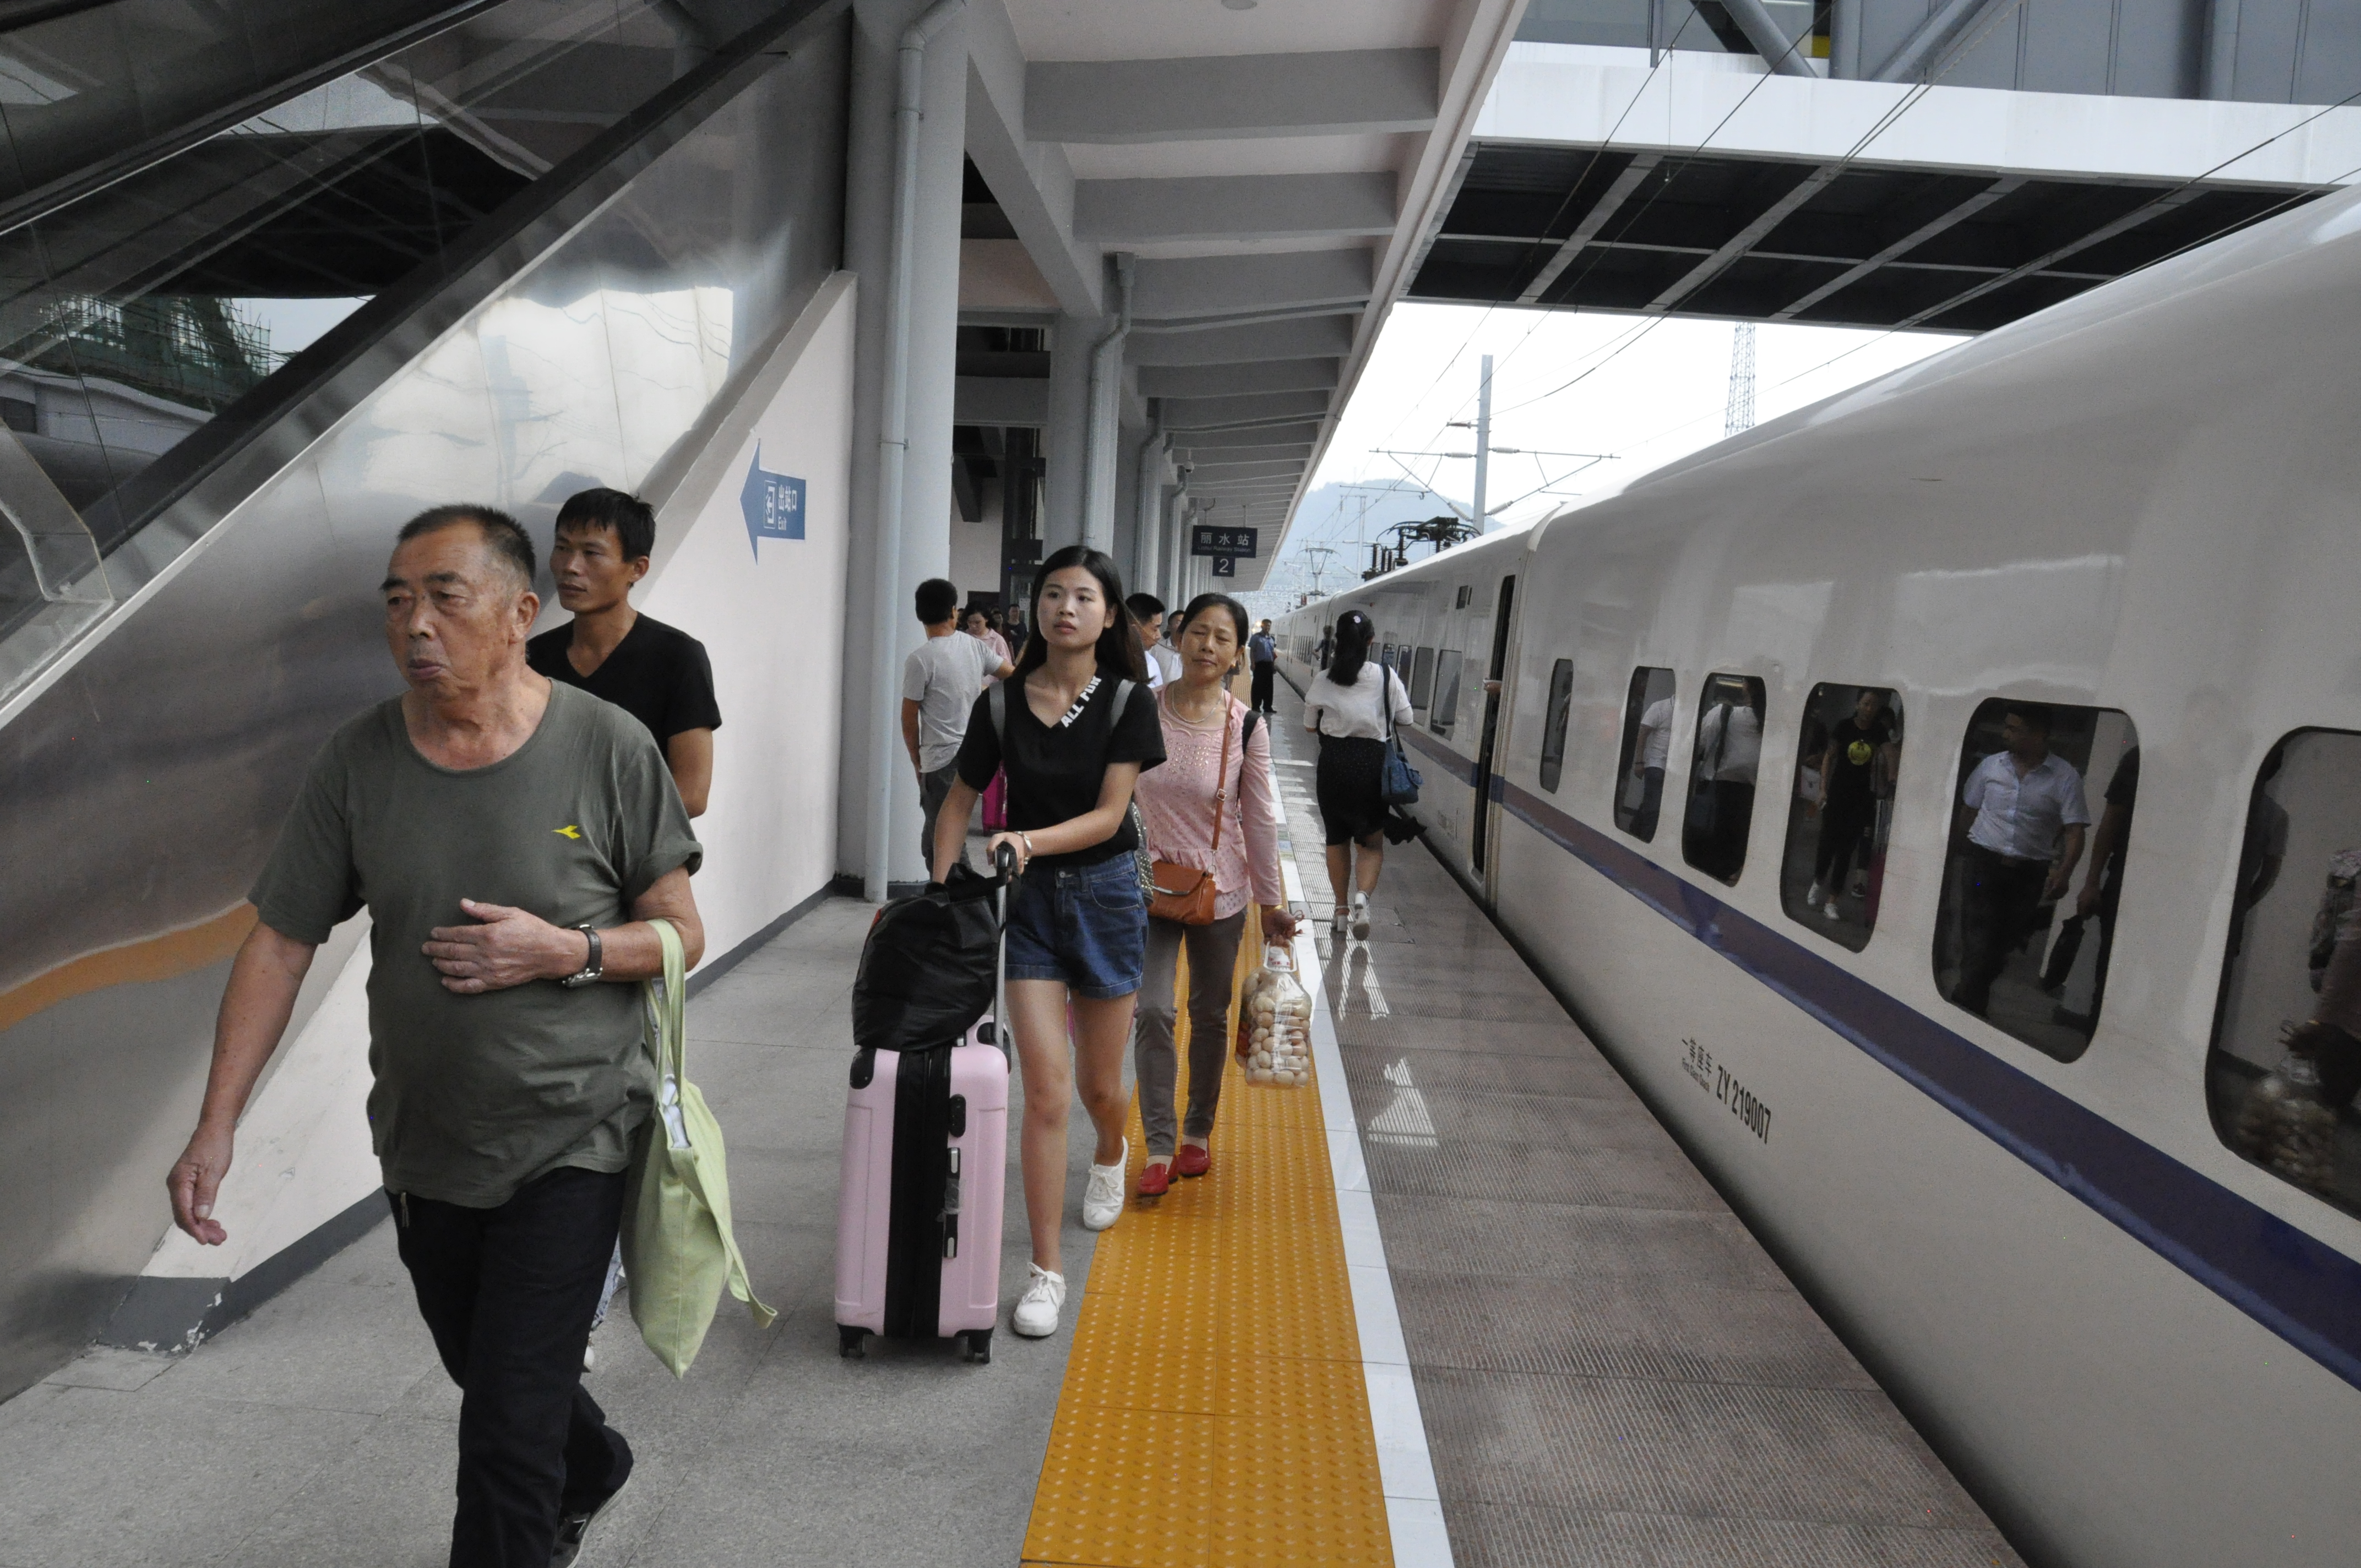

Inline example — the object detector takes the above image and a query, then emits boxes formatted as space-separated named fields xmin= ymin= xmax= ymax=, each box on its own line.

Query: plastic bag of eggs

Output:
xmin=2236 ymin=1061 xmax=2340 ymax=1194
xmin=1239 ymin=951 xmax=1314 ymax=1087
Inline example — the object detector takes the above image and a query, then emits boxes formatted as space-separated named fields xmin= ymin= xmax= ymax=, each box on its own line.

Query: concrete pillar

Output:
xmin=1041 ymin=312 xmax=1093 ymax=557
xmin=1111 ymin=409 xmax=1145 ymax=594
xmin=840 ymin=0 xmax=967 ymax=889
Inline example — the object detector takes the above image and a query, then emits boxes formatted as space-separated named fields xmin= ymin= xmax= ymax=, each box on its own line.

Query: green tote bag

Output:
xmin=621 ymin=918 xmax=774 ymax=1376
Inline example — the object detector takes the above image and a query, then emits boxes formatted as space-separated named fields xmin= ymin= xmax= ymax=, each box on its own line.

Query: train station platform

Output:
xmin=0 ymin=681 xmax=2019 ymax=1567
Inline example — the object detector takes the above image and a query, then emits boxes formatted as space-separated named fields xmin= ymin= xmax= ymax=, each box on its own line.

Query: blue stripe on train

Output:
xmin=1393 ymin=722 xmax=2361 ymax=1392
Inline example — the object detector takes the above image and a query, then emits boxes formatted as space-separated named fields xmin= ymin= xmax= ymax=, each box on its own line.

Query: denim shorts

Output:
xmin=1004 ymin=852 xmax=1147 ymax=999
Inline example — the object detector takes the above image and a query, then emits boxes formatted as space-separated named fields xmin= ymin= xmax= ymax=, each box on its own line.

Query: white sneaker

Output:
xmin=1081 ymin=1139 xmax=1128 ymax=1231
xmin=1331 ymin=905 xmax=1349 ymax=935
xmin=1804 ymin=882 xmax=1825 ymax=908
xmin=1351 ymin=895 xmax=1372 ymax=941
xmin=1012 ymin=1264 xmax=1065 ymax=1337
xmin=1823 ymin=899 xmax=1844 ymax=921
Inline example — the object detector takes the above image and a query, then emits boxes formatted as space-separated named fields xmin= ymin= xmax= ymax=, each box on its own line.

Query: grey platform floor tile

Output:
xmin=1372 ymin=1196 xmax=1782 ymax=1288
xmin=40 ymin=1346 xmax=173 ymax=1392
xmin=682 ymin=970 xmax=851 ymax=1046
xmin=0 ymin=1383 xmax=373 ymax=1568
xmin=1332 ymin=1012 xmax=1604 ymax=1058
xmin=1343 ymin=1044 xmax=1635 ymax=1103
xmin=1443 ymin=1503 xmax=2023 ymax=1568
xmin=215 ymin=1412 xmax=458 ymax=1568
xmin=1390 ymin=1271 xmax=1876 ymax=1391
xmin=151 ymin=1224 xmax=440 ymax=1415
xmin=1411 ymin=1086 xmax=1696 ymax=1158
xmin=1364 ymin=1134 xmax=1724 ymax=1211
xmin=1417 ymin=1367 xmax=1987 ymax=1528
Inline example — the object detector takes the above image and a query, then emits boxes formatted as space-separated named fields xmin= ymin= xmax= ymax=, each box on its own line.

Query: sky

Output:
xmin=1244 ymin=304 xmax=1965 ymax=609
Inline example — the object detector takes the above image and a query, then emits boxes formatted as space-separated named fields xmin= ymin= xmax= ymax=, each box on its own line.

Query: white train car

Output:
xmin=1280 ymin=186 xmax=2361 ymax=1568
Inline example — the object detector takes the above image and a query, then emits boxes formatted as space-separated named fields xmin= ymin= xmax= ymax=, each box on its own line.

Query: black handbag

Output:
xmin=850 ymin=863 xmax=1002 ymax=1052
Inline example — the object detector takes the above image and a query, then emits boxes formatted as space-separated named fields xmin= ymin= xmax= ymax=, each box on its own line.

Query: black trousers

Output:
xmin=1250 ymin=662 xmax=1276 ymax=711
xmin=1953 ymin=846 xmax=2052 ymax=1016
xmin=1815 ymin=794 xmax=1874 ymax=889
xmin=392 ymin=1167 xmax=633 ymax=1568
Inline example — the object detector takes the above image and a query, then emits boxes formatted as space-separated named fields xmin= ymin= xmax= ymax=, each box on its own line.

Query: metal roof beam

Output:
xmin=1647 ymin=163 xmax=1842 ymax=312
xmin=1772 ymin=173 xmax=2025 ymax=319
xmin=1516 ymin=151 xmax=1661 ymax=304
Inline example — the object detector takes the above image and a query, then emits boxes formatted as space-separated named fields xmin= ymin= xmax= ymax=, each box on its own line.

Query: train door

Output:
xmin=1470 ymin=575 xmax=1516 ymax=879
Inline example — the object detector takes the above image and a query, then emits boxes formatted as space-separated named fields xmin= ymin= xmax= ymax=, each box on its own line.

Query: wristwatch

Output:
xmin=560 ymin=924 xmax=603 ymax=988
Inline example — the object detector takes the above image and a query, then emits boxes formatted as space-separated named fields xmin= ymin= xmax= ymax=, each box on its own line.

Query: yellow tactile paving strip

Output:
xmin=1022 ymin=912 xmax=1394 ymax=1568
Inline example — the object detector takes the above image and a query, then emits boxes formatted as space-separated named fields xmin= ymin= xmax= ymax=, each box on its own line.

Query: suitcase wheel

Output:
xmin=838 ymin=1324 xmax=866 ymax=1359
xmin=962 ymin=1329 xmax=993 ymax=1365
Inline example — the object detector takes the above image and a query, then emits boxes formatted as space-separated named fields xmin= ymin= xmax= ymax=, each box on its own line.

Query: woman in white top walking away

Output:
xmin=1301 ymin=610 xmax=1412 ymax=940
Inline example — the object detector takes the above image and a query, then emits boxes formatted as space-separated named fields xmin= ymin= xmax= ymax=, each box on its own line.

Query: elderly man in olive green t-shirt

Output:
xmin=166 ymin=505 xmax=704 ymax=1568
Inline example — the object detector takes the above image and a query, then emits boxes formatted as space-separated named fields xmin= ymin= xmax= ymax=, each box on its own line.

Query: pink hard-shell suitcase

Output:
xmin=834 ymin=852 xmax=1013 ymax=1363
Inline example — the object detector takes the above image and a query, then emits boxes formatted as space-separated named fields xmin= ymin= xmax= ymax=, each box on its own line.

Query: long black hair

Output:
xmin=1013 ymin=545 xmax=1146 ymax=683
xmin=1330 ymin=609 xmax=1375 ymax=685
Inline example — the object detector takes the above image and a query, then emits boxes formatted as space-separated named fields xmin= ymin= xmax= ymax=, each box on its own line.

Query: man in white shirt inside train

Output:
xmin=1951 ymin=701 xmax=2090 ymax=1017
xmin=1630 ymin=692 xmax=1675 ymax=838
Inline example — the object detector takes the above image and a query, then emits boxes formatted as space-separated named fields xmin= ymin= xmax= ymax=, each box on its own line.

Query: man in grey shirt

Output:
xmin=902 ymin=578 xmax=1014 ymax=868
xmin=166 ymin=505 xmax=704 ymax=1568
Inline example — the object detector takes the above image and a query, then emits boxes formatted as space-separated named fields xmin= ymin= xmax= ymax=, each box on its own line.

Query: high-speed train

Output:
xmin=1279 ymin=184 xmax=2361 ymax=1568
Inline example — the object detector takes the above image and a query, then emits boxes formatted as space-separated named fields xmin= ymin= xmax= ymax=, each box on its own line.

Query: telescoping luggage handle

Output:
xmin=988 ymin=839 xmax=1019 ymax=1054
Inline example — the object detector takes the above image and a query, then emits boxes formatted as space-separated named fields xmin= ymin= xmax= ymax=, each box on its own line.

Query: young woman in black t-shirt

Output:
xmin=929 ymin=546 xmax=1166 ymax=1339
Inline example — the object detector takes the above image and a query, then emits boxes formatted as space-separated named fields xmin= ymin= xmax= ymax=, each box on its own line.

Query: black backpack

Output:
xmin=850 ymin=863 xmax=1002 ymax=1053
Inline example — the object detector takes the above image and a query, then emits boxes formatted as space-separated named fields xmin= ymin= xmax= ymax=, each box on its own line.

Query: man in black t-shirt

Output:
xmin=1807 ymin=689 xmax=1896 ymax=919
xmin=525 ymin=488 xmax=723 ymax=816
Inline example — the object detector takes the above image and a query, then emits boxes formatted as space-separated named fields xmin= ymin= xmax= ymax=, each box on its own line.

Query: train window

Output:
xmin=1431 ymin=650 xmax=1462 ymax=737
xmin=1681 ymin=674 xmax=1766 ymax=885
xmin=1931 ymin=699 xmax=2137 ymax=1063
xmin=1410 ymin=647 xmax=1435 ymax=709
xmin=1778 ymin=685 xmax=1903 ymax=952
xmin=2208 ymin=730 xmax=2361 ymax=1213
xmin=1455 ymin=584 xmax=1472 ymax=609
xmin=1538 ymin=660 xmax=1576 ymax=793
xmin=1612 ymin=667 xmax=1677 ymax=842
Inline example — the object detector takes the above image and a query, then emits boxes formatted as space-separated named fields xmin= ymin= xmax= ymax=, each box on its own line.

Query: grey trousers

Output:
xmin=918 ymin=760 xmax=961 ymax=869
xmin=1134 ymin=910 xmax=1248 ymax=1157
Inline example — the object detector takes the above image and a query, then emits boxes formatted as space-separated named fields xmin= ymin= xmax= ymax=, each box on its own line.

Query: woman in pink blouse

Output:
xmin=1131 ymin=594 xmax=1298 ymax=1197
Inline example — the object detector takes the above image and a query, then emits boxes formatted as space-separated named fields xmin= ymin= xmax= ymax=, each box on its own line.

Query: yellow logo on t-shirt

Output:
xmin=1847 ymin=739 xmax=1873 ymax=766
xmin=554 ymin=824 xmax=582 ymax=840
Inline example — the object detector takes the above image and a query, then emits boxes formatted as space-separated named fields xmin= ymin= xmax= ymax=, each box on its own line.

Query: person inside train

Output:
xmin=2052 ymin=744 xmax=2141 ymax=1027
xmin=1302 ymin=609 xmax=1413 ymax=940
xmin=1131 ymin=593 xmax=1294 ymax=1198
xmin=526 ymin=487 xmax=721 ymax=816
xmin=169 ymin=505 xmax=704 ymax=1567
xmin=1685 ymin=677 xmax=1763 ymax=883
xmin=1807 ymin=689 xmax=1897 ymax=921
xmin=1950 ymin=702 xmax=2090 ymax=1018
xmin=1315 ymin=623 xmax=1335 ymax=671
xmin=930 ymin=546 xmax=1165 ymax=1338
xmin=1631 ymin=687 xmax=1675 ymax=839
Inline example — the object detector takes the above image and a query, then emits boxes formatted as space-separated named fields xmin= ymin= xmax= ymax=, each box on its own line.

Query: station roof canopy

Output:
xmin=960 ymin=0 xmax=1527 ymax=590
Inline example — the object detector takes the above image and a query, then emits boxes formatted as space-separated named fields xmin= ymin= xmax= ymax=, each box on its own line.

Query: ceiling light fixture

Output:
xmin=1221 ymin=0 xmax=1258 ymax=10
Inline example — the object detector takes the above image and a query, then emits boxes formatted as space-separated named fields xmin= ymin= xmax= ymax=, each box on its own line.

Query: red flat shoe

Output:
xmin=1174 ymin=1145 xmax=1211 ymax=1179
xmin=1138 ymin=1161 xmax=1172 ymax=1197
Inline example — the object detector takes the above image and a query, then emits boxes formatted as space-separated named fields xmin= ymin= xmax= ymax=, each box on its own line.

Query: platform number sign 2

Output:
xmin=741 ymin=441 xmax=807 ymax=559
xmin=1211 ymin=556 xmax=1235 ymax=578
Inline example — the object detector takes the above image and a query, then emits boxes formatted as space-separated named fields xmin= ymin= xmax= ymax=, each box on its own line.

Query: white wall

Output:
xmin=640 ymin=279 xmax=857 ymax=962
xmin=949 ymin=488 xmax=1002 ymax=602
xmin=132 ymin=277 xmax=861 ymax=1302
